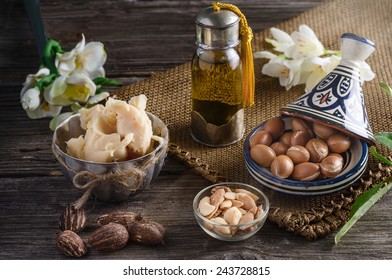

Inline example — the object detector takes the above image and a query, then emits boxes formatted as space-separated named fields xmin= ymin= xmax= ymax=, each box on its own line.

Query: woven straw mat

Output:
xmin=115 ymin=0 xmax=392 ymax=240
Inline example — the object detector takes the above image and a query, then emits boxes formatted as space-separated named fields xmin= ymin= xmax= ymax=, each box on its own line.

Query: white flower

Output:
xmin=21 ymin=87 xmax=41 ymax=110
xmin=55 ymin=34 xmax=107 ymax=79
xmin=20 ymin=67 xmax=62 ymax=118
xmin=262 ymin=58 xmax=304 ymax=90
xmin=25 ymin=101 xmax=62 ymax=119
xmin=265 ymin=27 xmax=294 ymax=54
xmin=302 ymin=55 xmax=341 ymax=92
xmin=20 ymin=68 xmax=50 ymax=98
xmin=286 ymin=25 xmax=325 ymax=59
xmin=44 ymin=72 xmax=97 ymax=106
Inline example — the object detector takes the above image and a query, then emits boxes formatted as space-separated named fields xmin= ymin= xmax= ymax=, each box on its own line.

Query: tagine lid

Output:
xmin=280 ymin=33 xmax=376 ymax=145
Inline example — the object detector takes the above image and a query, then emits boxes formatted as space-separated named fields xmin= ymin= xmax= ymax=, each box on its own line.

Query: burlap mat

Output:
xmin=115 ymin=0 xmax=392 ymax=239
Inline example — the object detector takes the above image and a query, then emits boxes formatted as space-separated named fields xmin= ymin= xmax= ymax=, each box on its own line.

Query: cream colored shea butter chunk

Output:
xmin=66 ymin=95 xmax=156 ymax=162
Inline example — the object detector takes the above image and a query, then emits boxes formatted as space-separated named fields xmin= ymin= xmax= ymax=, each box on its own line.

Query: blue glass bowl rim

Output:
xmin=243 ymin=117 xmax=369 ymax=188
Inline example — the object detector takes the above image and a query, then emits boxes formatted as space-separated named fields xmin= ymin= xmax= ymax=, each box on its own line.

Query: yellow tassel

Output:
xmin=212 ymin=2 xmax=254 ymax=107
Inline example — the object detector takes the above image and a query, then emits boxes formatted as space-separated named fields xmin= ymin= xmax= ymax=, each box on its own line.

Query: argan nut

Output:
xmin=290 ymin=130 xmax=312 ymax=147
xmin=89 ymin=223 xmax=129 ymax=251
xmin=320 ymin=154 xmax=344 ymax=178
xmin=270 ymin=155 xmax=294 ymax=179
xmin=263 ymin=117 xmax=285 ymax=138
xmin=59 ymin=204 xmax=86 ymax=233
xmin=291 ymin=118 xmax=313 ymax=136
xmin=97 ymin=211 xmax=139 ymax=232
xmin=292 ymin=162 xmax=320 ymax=181
xmin=236 ymin=193 xmax=256 ymax=210
xmin=328 ymin=133 xmax=351 ymax=153
xmin=270 ymin=141 xmax=289 ymax=156
xmin=286 ymin=145 xmax=310 ymax=164
xmin=313 ymin=122 xmax=337 ymax=139
xmin=250 ymin=130 xmax=273 ymax=148
xmin=250 ymin=144 xmax=276 ymax=168
xmin=280 ymin=131 xmax=293 ymax=146
xmin=223 ymin=207 xmax=243 ymax=225
xmin=57 ymin=230 xmax=87 ymax=257
xmin=210 ymin=217 xmax=231 ymax=235
xmin=306 ymin=138 xmax=329 ymax=163
xmin=129 ymin=220 xmax=165 ymax=245
xmin=210 ymin=188 xmax=225 ymax=208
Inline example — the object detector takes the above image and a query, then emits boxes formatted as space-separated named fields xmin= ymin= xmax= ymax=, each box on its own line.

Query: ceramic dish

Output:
xmin=243 ymin=116 xmax=368 ymax=196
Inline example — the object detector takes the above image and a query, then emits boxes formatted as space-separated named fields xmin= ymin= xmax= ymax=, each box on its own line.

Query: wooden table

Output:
xmin=1 ymin=0 xmax=391 ymax=260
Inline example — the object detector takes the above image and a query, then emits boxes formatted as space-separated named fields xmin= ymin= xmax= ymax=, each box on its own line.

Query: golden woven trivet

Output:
xmin=115 ymin=0 xmax=392 ymax=240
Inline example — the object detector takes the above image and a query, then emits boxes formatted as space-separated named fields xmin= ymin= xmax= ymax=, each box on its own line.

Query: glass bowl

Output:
xmin=52 ymin=112 xmax=169 ymax=202
xmin=193 ymin=182 xmax=269 ymax=241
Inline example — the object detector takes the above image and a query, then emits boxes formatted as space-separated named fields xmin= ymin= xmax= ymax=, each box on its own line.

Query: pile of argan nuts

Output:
xmin=198 ymin=185 xmax=264 ymax=237
xmin=249 ymin=117 xmax=352 ymax=181
xmin=56 ymin=205 xmax=165 ymax=257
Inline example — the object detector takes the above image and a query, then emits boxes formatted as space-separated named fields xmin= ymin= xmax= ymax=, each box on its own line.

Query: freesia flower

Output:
xmin=254 ymin=24 xmax=375 ymax=92
xmin=44 ymin=72 xmax=97 ymax=106
xmin=55 ymin=34 xmax=106 ymax=79
xmin=265 ymin=27 xmax=294 ymax=54
xmin=21 ymin=35 xmax=120 ymax=130
xmin=21 ymin=87 xmax=41 ymax=111
xmin=287 ymin=25 xmax=324 ymax=59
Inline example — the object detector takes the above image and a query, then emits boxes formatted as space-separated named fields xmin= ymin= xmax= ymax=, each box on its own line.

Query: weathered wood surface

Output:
xmin=1 ymin=0 xmax=392 ymax=260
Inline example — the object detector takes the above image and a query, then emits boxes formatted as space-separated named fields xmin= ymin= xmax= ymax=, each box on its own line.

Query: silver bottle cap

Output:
xmin=195 ymin=6 xmax=240 ymax=49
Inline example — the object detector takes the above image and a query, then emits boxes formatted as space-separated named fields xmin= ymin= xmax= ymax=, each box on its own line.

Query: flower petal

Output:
xmin=25 ymin=102 xmax=62 ymax=119
xmin=253 ymin=51 xmax=277 ymax=59
xmin=77 ymin=42 xmax=107 ymax=74
xmin=21 ymin=87 xmax=41 ymax=110
xmin=359 ymin=61 xmax=375 ymax=82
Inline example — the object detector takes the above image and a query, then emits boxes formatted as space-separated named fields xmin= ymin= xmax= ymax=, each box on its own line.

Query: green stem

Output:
xmin=41 ymin=39 xmax=63 ymax=75
xmin=323 ymin=49 xmax=341 ymax=56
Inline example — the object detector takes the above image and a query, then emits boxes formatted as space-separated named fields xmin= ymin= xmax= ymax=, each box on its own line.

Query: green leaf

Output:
xmin=379 ymin=82 xmax=392 ymax=98
xmin=49 ymin=112 xmax=73 ymax=131
xmin=349 ymin=181 xmax=384 ymax=218
xmin=93 ymin=77 xmax=121 ymax=87
xmin=36 ymin=73 xmax=57 ymax=90
xmin=375 ymin=132 xmax=392 ymax=150
xmin=370 ymin=146 xmax=392 ymax=166
xmin=335 ymin=181 xmax=392 ymax=244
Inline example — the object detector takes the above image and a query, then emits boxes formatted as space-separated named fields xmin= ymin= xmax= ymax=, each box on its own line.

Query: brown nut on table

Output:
xmin=306 ymin=138 xmax=329 ymax=163
xmin=291 ymin=118 xmax=313 ymax=136
xmin=320 ymin=153 xmax=344 ymax=178
xmin=290 ymin=130 xmax=312 ymax=147
xmin=312 ymin=122 xmax=337 ymax=139
xmin=250 ymin=130 xmax=273 ymax=148
xmin=89 ymin=223 xmax=129 ymax=252
xmin=250 ymin=144 xmax=276 ymax=168
xmin=57 ymin=230 xmax=87 ymax=257
xmin=286 ymin=145 xmax=310 ymax=164
xmin=292 ymin=162 xmax=320 ymax=181
xmin=328 ymin=133 xmax=351 ymax=153
xmin=263 ymin=117 xmax=285 ymax=138
xmin=270 ymin=155 xmax=294 ymax=179
xmin=270 ymin=141 xmax=289 ymax=156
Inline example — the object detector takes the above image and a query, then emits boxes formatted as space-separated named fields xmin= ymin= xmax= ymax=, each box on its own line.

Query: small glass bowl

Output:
xmin=193 ymin=182 xmax=270 ymax=241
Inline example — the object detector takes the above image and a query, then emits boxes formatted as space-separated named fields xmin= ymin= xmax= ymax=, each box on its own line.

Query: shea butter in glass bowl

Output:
xmin=193 ymin=182 xmax=269 ymax=241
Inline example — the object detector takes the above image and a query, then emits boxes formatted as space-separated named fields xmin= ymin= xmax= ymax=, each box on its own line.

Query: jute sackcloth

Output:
xmin=115 ymin=0 xmax=392 ymax=239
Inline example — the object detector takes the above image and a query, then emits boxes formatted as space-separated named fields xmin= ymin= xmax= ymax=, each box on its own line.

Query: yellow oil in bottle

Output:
xmin=191 ymin=48 xmax=242 ymax=126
